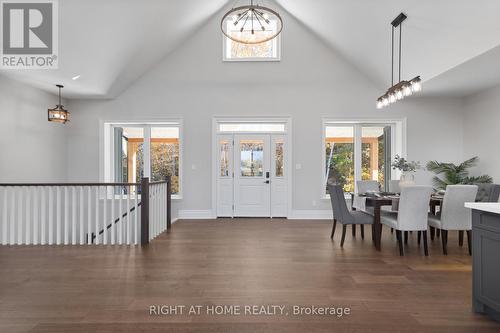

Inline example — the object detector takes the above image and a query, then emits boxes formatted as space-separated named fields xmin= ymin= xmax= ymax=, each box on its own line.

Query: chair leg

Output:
xmin=340 ymin=225 xmax=347 ymax=247
xmin=352 ymin=224 xmax=356 ymax=237
xmin=404 ymin=231 xmax=408 ymax=244
xmin=423 ymin=231 xmax=429 ymax=256
xmin=396 ymin=230 xmax=404 ymax=256
xmin=330 ymin=219 xmax=337 ymax=239
xmin=430 ymin=226 xmax=435 ymax=241
xmin=458 ymin=230 xmax=464 ymax=247
xmin=371 ymin=224 xmax=375 ymax=241
xmin=466 ymin=230 xmax=472 ymax=256
xmin=361 ymin=225 xmax=365 ymax=240
xmin=436 ymin=229 xmax=440 ymax=238
xmin=418 ymin=231 xmax=422 ymax=245
xmin=441 ymin=230 xmax=448 ymax=255
xmin=391 ymin=228 xmax=393 ymax=233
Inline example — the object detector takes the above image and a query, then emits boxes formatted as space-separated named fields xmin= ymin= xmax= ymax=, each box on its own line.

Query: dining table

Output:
xmin=350 ymin=192 xmax=443 ymax=251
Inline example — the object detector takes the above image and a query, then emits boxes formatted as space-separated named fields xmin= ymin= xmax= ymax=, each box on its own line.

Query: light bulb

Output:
xmin=412 ymin=81 xmax=422 ymax=92
xmin=403 ymin=85 xmax=412 ymax=96
xmin=382 ymin=97 xmax=389 ymax=106
xmin=232 ymin=15 xmax=238 ymax=22
xmin=376 ymin=100 xmax=383 ymax=109
xmin=396 ymin=89 xmax=403 ymax=100
xmin=389 ymin=94 xmax=396 ymax=103
xmin=263 ymin=13 xmax=269 ymax=20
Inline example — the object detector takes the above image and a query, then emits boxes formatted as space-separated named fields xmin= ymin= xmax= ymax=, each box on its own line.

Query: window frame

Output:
xmin=321 ymin=118 xmax=406 ymax=199
xmin=103 ymin=121 xmax=183 ymax=200
xmin=221 ymin=18 xmax=282 ymax=62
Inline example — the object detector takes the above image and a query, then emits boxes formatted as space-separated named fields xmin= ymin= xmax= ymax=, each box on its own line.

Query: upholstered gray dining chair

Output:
xmin=380 ymin=185 xmax=434 ymax=256
xmin=327 ymin=184 xmax=373 ymax=247
xmin=428 ymin=185 xmax=478 ymax=255
xmin=475 ymin=184 xmax=500 ymax=202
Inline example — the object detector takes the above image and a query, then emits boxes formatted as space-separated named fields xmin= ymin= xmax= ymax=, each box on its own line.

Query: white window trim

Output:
xmin=321 ymin=118 xmax=407 ymax=200
xmin=101 ymin=120 xmax=184 ymax=200
xmin=221 ymin=25 xmax=282 ymax=62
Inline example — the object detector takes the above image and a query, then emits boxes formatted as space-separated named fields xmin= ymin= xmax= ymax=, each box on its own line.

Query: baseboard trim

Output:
xmin=289 ymin=210 xmax=332 ymax=220
xmin=178 ymin=210 xmax=215 ymax=219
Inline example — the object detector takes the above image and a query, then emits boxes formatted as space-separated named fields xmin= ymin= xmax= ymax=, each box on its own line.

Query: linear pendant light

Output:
xmin=377 ymin=13 xmax=421 ymax=109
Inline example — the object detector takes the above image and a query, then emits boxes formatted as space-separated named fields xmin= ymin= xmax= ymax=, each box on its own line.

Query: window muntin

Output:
xmin=223 ymin=18 xmax=280 ymax=61
xmin=219 ymin=140 xmax=231 ymax=177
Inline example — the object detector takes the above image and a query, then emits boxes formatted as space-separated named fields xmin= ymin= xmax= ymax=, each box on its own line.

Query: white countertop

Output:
xmin=465 ymin=202 xmax=500 ymax=215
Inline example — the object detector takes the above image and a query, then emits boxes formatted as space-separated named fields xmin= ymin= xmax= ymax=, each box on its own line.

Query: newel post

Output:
xmin=140 ymin=177 xmax=150 ymax=246
xmin=167 ymin=176 xmax=172 ymax=230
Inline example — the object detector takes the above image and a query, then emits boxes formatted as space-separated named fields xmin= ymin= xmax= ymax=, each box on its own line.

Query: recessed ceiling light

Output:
xmin=72 ymin=75 xmax=81 ymax=80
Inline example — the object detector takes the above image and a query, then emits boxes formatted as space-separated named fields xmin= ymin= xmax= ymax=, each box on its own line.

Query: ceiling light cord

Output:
xmin=399 ymin=23 xmax=402 ymax=83
xmin=391 ymin=26 xmax=394 ymax=86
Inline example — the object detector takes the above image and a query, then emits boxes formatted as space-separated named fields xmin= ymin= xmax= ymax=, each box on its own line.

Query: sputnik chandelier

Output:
xmin=221 ymin=0 xmax=283 ymax=44
xmin=377 ymin=13 xmax=421 ymax=109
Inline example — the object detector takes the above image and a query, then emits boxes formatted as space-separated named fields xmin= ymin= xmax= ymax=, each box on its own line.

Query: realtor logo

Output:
xmin=1 ymin=0 xmax=58 ymax=69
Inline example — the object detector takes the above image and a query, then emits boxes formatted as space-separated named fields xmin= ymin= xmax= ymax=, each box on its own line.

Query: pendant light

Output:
xmin=377 ymin=13 xmax=422 ymax=109
xmin=48 ymin=84 xmax=70 ymax=123
xmin=221 ymin=0 xmax=283 ymax=44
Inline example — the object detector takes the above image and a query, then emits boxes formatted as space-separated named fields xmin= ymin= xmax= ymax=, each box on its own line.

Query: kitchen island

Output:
xmin=465 ymin=202 xmax=500 ymax=323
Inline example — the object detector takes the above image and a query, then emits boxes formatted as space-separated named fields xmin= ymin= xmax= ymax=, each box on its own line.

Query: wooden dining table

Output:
xmin=350 ymin=193 xmax=443 ymax=251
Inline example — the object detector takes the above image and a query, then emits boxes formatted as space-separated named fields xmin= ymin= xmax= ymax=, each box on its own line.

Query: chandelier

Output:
xmin=377 ymin=13 xmax=422 ymax=109
xmin=48 ymin=84 xmax=70 ymax=124
xmin=221 ymin=0 xmax=283 ymax=44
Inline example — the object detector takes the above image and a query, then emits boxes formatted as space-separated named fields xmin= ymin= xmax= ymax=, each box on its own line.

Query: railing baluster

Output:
xmin=118 ymin=186 xmax=123 ymax=245
xmin=56 ymin=187 xmax=61 ymax=245
xmin=71 ymin=186 xmax=76 ymax=245
xmin=95 ymin=186 xmax=99 ymax=245
xmin=126 ymin=186 xmax=131 ymax=245
xmin=135 ymin=185 xmax=139 ymax=245
xmin=111 ymin=185 xmax=115 ymax=245
xmin=79 ymin=186 xmax=84 ymax=245
xmin=17 ymin=187 xmax=23 ymax=245
xmin=33 ymin=187 xmax=39 ymax=245
xmin=9 ymin=188 xmax=15 ymax=245
xmin=103 ymin=185 xmax=107 ymax=245
xmin=64 ymin=187 xmax=69 ymax=245
xmin=25 ymin=187 xmax=31 ymax=244
xmin=41 ymin=187 xmax=47 ymax=245
xmin=87 ymin=187 xmax=91 ymax=244
xmin=1 ymin=188 xmax=7 ymax=245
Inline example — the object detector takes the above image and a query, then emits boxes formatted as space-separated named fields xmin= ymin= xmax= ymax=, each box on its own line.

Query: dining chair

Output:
xmin=475 ymin=183 xmax=500 ymax=203
xmin=428 ymin=185 xmax=478 ymax=255
xmin=380 ymin=185 xmax=433 ymax=256
xmin=327 ymin=184 xmax=374 ymax=247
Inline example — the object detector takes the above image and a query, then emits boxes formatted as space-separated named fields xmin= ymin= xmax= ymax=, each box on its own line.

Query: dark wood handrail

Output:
xmin=0 ymin=182 xmax=140 ymax=187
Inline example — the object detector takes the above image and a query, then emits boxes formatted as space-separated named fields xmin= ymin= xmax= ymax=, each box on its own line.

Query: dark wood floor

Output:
xmin=0 ymin=219 xmax=498 ymax=332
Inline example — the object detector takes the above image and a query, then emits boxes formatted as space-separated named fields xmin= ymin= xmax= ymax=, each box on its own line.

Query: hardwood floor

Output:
xmin=0 ymin=219 xmax=498 ymax=332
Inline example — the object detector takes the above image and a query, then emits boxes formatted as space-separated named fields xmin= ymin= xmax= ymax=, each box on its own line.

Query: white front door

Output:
xmin=233 ymin=135 xmax=271 ymax=216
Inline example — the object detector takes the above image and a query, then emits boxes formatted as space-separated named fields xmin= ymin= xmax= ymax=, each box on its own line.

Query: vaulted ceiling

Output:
xmin=1 ymin=0 xmax=500 ymax=99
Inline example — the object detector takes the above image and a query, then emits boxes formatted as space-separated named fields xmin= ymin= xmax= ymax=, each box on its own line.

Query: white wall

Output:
xmin=65 ymin=8 xmax=464 ymax=217
xmin=463 ymin=84 xmax=500 ymax=182
xmin=0 ymin=75 xmax=68 ymax=182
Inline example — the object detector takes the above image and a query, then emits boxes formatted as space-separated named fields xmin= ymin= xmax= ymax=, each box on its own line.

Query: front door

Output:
xmin=233 ymin=135 xmax=271 ymax=216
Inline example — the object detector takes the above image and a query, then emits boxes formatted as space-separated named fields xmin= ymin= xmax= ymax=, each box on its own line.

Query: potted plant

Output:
xmin=391 ymin=154 xmax=421 ymax=185
xmin=426 ymin=156 xmax=492 ymax=190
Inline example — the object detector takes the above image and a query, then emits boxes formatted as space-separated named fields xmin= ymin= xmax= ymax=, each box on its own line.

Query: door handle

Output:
xmin=265 ymin=180 xmax=270 ymax=184
xmin=266 ymin=172 xmax=270 ymax=179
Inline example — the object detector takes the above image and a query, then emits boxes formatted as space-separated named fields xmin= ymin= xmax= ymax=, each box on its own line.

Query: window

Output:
xmin=105 ymin=122 xmax=182 ymax=197
xmin=323 ymin=120 xmax=404 ymax=196
xmin=219 ymin=123 xmax=285 ymax=133
xmin=240 ymin=140 xmax=264 ymax=177
xmin=222 ymin=17 xmax=281 ymax=61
